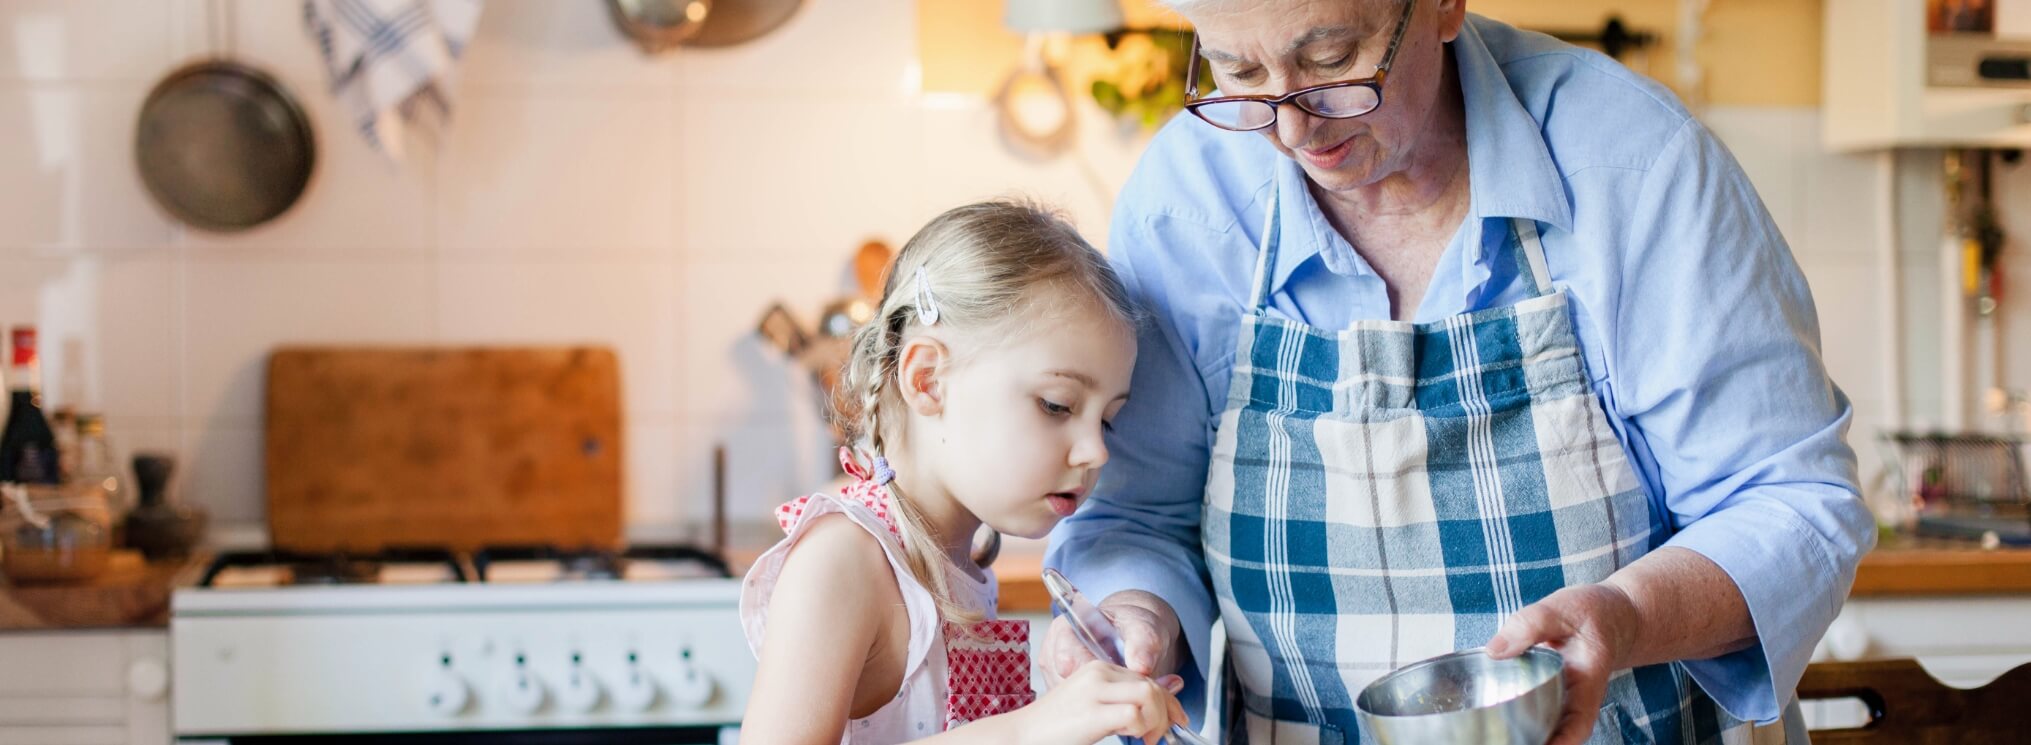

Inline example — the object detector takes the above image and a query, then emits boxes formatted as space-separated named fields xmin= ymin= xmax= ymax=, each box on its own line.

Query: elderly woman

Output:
xmin=1042 ymin=1 xmax=1874 ymax=743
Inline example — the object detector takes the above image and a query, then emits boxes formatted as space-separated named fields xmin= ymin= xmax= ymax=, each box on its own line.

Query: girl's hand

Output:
xmin=1007 ymin=660 xmax=1188 ymax=745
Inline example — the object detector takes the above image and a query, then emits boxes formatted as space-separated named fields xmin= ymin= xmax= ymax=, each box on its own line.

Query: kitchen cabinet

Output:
xmin=1825 ymin=0 xmax=2031 ymax=150
xmin=0 ymin=630 xmax=169 ymax=745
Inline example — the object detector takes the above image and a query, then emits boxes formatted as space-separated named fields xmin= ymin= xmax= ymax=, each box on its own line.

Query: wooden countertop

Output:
xmin=984 ymin=537 xmax=2031 ymax=613
xmin=1848 ymin=535 xmax=2031 ymax=597
xmin=15 ymin=532 xmax=2015 ymax=631
xmin=0 ymin=551 xmax=206 ymax=631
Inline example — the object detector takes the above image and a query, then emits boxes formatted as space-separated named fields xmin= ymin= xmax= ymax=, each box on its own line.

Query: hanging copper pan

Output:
xmin=134 ymin=60 xmax=315 ymax=233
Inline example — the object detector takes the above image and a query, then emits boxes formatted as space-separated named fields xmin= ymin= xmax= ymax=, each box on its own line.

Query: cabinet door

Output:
xmin=0 ymin=631 xmax=169 ymax=745
xmin=123 ymin=632 xmax=170 ymax=745
xmin=1818 ymin=596 xmax=2031 ymax=680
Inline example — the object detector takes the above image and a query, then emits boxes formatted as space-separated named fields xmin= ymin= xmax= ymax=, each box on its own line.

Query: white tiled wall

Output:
xmin=0 ymin=0 xmax=1138 ymax=531
xmin=1705 ymin=108 xmax=2031 ymax=499
xmin=0 ymin=0 xmax=2021 ymax=533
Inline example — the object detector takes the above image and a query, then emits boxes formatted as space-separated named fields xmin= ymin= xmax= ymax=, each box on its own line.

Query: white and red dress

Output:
xmin=739 ymin=450 xmax=1035 ymax=743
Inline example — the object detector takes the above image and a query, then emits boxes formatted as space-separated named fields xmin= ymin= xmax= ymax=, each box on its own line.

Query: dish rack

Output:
xmin=1881 ymin=432 xmax=2031 ymax=545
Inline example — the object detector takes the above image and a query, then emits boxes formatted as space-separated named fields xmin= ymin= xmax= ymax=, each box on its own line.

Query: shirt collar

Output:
xmin=1265 ymin=15 xmax=1574 ymax=295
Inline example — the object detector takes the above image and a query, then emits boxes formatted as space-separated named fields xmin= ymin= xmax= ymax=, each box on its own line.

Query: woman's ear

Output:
xmin=894 ymin=335 xmax=949 ymax=416
xmin=1437 ymin=0 xmax=1468 ymax=43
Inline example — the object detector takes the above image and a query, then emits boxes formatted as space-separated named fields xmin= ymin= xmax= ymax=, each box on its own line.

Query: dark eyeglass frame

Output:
xmin=1183 ymin=0 xmax=1417 ymax=131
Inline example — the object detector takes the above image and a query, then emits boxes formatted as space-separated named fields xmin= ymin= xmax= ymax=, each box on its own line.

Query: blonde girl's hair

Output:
xmin=836 ymin=199 xmax=1137 ymax=627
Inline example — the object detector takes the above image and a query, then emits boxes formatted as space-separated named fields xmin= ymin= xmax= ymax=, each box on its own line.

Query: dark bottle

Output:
xmin=1 ymin=326 xmax=60 ymax=484
xmin=124 ymin=453 xmax=206 ymax=561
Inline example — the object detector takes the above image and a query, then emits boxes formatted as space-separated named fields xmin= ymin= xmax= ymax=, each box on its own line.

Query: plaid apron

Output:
xmin=1203 ymin=179 xmax=1752 ymax=744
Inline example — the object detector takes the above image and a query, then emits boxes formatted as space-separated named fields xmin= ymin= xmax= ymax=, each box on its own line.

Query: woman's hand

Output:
xmin=1485 ymin=583 xmax=1641 ymax=745
xmin=1002 ymin=660 xmax=1189 ymax=745
xmin=1040 ymin=589 xmax=1186 ymax=694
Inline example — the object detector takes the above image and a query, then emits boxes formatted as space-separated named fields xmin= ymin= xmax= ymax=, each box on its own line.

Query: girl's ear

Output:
xmin=895 ymin=335 xmax=949 ymax=416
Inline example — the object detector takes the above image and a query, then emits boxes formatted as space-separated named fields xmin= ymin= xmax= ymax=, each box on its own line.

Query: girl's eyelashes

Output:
xmin=1101 ymin=418 xmax=1116 ymax=434
xmin=1038 ymin=398 xmax=1073 ymax=418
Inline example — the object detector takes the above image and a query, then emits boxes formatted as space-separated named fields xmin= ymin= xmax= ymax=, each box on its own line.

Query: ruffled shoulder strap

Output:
xmin=739 ymin=449 xmax=939 ymax=687
xmin=775 ymin=448 xmax=900 ymax=537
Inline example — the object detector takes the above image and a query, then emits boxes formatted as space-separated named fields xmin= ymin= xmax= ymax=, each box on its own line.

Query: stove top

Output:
xmin=171 ymin=543 xmax=751 ymax=740
xmin=195 ymin=543 xmax=732 ymax=589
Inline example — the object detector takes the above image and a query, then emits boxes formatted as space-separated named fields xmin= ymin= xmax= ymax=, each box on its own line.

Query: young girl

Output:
xmin=739 ymin=201 xmax=1188 ymax=744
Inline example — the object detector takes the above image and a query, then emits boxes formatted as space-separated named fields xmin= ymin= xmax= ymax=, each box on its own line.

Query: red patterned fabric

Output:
xmin=774 ymin=448 xmax=900 ymax=538
xmin=944 ymin=619 xmax=1035 ymax=729
xmin=771 ymin=448 xmax=1036 ymax=731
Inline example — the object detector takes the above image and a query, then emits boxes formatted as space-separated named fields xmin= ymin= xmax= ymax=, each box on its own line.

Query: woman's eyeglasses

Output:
xmin=1183 ymin=0 xmax=1416 ymax=132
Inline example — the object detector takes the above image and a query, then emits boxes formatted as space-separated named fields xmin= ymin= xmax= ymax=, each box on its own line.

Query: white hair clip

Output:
xmin=914 ymin=267 xmax=941 ymax=325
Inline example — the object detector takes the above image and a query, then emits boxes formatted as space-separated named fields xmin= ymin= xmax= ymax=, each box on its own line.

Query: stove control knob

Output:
xmin=613 ymin=654 xmax=660 ymax=712
xmin=499 ymin=655 xmax=548 ymax=714
xmin=1825 ymin=617 xmax=1871 ymax=661
xmin=667 ymin=649 xmax=715 ymax=709
xmin=557 ymin=657 xmax=604 ymax=713
xmin=427 ymin=673 xmax=471 ymax=717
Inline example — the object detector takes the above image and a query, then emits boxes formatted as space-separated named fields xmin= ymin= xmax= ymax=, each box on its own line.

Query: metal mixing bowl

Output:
xmin=1354 ymin=647 xmax=1565 ymax=745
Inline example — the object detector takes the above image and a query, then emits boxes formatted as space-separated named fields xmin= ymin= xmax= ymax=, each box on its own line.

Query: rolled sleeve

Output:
xmin=1667 ymin=483 xmax=1856 ymax=723
xmin=1607 ymin=119 xmax=1876 ymax=724
xmin=1046 ymin=215 xmax=1221 ymax=723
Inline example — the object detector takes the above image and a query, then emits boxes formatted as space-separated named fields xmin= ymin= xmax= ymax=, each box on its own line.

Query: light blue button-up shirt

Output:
xmin=1046 ymin=14 xmax=1875 ymax=727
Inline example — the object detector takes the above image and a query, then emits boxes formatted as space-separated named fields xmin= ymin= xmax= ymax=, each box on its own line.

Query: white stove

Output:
xmin=170 ymin=546 xmax=752 ymax=744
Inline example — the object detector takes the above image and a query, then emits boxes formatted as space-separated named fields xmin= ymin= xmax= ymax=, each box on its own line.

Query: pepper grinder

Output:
xmin=121 ymin=452 xmax=208 ymax=562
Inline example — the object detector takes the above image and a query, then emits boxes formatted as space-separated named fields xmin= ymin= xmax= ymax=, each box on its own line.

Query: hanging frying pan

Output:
xmin=134 ymin=60 xmax=315 ymax=233
xmin=608 ymin=0 xmax=713 ymax=55
xmin=681 ymin=0 xmax=802 ymax=48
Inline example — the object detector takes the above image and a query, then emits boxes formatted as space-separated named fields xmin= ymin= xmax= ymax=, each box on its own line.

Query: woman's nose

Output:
xmin=1273 ymin=102 xmax=1319 ymax=151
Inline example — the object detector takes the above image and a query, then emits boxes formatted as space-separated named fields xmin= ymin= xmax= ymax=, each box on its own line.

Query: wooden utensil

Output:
xmin=1800 ymin=658 xmax=2031 ymax=743
xmin=264 ymin=346 xmax=624 ymax=554
xmin=853 ymin=239 xmax=894 ymax=299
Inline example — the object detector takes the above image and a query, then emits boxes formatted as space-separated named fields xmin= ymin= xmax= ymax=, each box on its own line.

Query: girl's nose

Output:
xmin=1069 ymin=425 xmax=1110 ymax=470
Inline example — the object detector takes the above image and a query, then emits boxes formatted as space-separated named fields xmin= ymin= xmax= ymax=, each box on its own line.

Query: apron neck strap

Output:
xmin=1248 ymin=179 xmax=1282 ymax=310
xmin=1510 ymin=217 xmax=1554 ymax=297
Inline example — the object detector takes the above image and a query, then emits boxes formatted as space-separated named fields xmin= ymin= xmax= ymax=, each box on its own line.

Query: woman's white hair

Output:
xmin=1157 ymin=0 xmax=1396 ymax=19
xmin=1154 ymin=0 xmax=1236 ymax=11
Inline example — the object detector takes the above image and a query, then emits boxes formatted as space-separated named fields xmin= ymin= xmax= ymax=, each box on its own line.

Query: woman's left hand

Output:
xmin=1485 ymin=583 xmax=1641 ymax=745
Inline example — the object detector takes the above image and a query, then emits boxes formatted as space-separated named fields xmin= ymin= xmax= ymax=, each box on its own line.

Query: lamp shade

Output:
xmin=1005 ymin=0 xmax=1125 ymax=34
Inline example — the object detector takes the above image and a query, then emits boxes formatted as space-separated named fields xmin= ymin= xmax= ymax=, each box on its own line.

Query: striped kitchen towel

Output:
xmin=304 ymin=0 xmax=483 ymax=161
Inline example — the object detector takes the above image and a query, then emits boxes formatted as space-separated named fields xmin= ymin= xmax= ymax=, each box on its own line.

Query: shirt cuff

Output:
xmin=1045 ymin=530 xmax=1217 ymax=725
xmin=1664 ymin=498 xmax=1851 ymax=724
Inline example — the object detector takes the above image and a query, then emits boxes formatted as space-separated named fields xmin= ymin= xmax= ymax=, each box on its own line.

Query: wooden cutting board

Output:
xmin=264 ymin=346 xmax=624 ymax=553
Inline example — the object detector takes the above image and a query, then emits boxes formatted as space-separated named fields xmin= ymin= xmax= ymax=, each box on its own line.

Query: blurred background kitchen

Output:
xmin=2 ymin=0 xmax=2030 ymax=743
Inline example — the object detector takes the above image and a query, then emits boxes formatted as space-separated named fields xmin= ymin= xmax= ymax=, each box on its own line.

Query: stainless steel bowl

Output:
xmin=1354 ymin=647 xmax=1565 ymax=745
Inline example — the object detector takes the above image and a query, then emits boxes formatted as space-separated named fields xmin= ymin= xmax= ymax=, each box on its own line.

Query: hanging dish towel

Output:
xmin=304 ymin=0 xmax=482 ymax=161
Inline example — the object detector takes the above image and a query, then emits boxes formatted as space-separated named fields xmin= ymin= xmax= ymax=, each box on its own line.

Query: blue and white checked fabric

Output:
xmin=1202 ymin=180 xmax=1752 ymax=744
xmin=304 ymin=0 xmax=481 ymax=160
